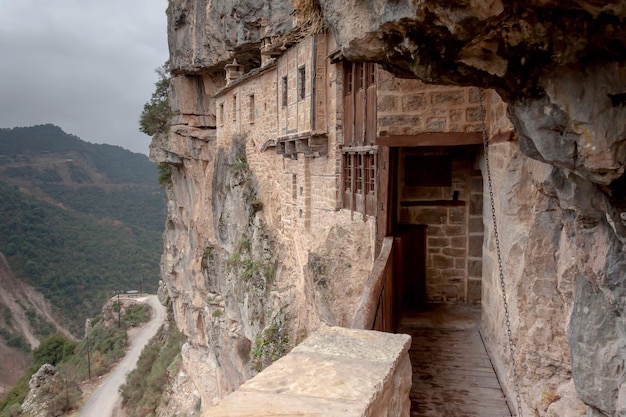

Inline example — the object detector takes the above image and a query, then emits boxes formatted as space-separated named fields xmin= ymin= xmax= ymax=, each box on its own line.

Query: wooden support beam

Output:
xmin=377 ymin=132 xmax=482 ymax=147
xmin=376 ymin=130 xmax=516 ymax=147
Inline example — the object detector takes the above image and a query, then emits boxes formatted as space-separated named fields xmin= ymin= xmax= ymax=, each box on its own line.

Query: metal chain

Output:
xmin=478 ymin=90 xmax=524 ymax=417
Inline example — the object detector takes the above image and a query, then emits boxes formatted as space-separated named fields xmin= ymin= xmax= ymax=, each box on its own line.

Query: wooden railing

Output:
xmin=351 ymin=236 xmax=396 ymax=332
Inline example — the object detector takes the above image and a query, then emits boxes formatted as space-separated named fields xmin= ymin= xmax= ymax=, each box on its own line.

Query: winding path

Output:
xmin=78 ymin=295 xmax=166 ymax=417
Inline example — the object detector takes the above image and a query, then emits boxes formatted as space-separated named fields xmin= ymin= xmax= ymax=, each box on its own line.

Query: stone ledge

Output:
xmin=206 ymin=326 xmax=412 ymax=417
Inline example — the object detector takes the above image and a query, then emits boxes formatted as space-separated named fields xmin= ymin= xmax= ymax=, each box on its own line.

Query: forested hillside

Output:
xmin=0 ymin=125 xmax=165 ymax=335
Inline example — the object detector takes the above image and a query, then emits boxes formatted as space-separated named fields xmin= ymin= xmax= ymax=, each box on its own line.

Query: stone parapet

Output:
xmin=205 ymin=326 xmax=412 ymax=417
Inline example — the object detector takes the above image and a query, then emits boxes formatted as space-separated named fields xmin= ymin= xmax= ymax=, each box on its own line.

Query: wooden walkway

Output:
xmin=398 ymin=305 xmax=512 ymax=417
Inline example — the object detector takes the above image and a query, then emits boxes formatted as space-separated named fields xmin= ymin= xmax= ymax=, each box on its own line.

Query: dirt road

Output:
xmin=78 ymin=295 xmax=166 ymax=417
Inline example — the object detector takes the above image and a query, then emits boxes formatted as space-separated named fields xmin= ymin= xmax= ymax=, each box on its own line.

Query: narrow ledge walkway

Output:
xmin=398 ymin=304 xmax=512 ymax=417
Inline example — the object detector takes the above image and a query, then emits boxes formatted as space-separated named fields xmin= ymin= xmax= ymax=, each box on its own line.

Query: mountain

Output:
xmin=0 ymin=124 xmax=165 ymax=336
xmin=0 ymin=252 xmax=63 ymax=392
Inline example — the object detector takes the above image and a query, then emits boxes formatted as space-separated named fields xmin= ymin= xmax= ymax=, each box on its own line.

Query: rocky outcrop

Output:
xmin=167 ymin=0 xmax=293 ymax=74
xmin=21 ymin=364 xmax=81 ymax=417
xmin=156 ymin=0 xmax=626 ymax=415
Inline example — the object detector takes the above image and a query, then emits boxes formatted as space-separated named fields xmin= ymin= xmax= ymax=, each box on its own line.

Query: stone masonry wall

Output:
xmin=377 ymin=72 xmax=493 ymax=136
xmin=398 ymin=147 xmax=483 ymax=303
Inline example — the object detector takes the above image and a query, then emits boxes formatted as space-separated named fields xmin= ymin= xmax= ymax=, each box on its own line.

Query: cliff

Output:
xmin=151 ymin=1 xmax=626 ymax=416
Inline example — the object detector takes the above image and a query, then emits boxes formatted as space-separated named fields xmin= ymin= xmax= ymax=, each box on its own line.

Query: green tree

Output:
xmin=33 ymin=334 xmax=77 ymax=367
xmin=139 ymin=61 xmax=172 ymax=136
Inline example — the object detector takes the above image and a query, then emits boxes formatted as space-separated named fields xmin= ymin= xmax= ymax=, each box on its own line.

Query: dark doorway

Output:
xmin=396 ymin=224 xmax=428 ymax=311
xmin=388 ymin=145 xmax=483 ymax=312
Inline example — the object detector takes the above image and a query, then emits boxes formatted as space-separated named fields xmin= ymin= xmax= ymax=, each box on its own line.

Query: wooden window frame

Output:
xmin=341 ymin=146 xmax=378 ymax=216
xmin=249 ymin=94 xmax=255 ymax=123
xmin=281 ymin=76 xmax=288 ymax=107
xmin=298 ymin=66 xmax=306 ymax=101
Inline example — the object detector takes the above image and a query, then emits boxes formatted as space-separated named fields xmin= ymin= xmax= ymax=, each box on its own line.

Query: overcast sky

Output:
xmin=0 ymin=0 xmax=169 ymax=155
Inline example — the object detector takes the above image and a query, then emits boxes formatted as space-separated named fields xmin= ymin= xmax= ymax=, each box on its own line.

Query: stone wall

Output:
xmin=397 ymin=146 xmax=483 ymax=303
xmin=376 ymin=72 xmax=506 ymax=136
xmin=206 ymin=326 xmax=412 ymax=417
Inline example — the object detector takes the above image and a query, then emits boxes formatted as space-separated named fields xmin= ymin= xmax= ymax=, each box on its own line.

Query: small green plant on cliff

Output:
xmin=240 ymin=259 xmax=260 ymax=281
xmin=226 ymin=252 xmax=241 ymax=268
xmin=201 ymin=245 xmax=216 ymax=271
xmin=139 ymin=61 xmax=172 ymax=137
xmin=232 ymin=157 xmax=247 ymax=173
xmin=251 ymin=320 xmax=290 ymax=373
xmin=157 ymin=162 xmax=172 ymax=188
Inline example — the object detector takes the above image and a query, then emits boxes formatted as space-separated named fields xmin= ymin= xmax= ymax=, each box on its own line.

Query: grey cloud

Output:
xmin=0 ymin=0 xmax=169 ymax=154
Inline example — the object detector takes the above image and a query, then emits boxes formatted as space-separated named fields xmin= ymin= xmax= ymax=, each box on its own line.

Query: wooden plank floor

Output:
xmin=398 ymin=305 xmax=512 ymax=417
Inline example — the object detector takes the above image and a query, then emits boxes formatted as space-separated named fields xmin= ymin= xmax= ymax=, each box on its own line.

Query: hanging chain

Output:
xmin=479 ymin=90 xmax=524 ymax=417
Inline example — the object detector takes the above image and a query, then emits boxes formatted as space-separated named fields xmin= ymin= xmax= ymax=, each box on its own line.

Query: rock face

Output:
xmin=155 ymin=0 xmax=626 ymax=415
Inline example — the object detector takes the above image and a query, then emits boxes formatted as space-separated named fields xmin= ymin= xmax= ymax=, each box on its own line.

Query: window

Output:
xmin=249 ymin=95 xmax=255 ymax=123
xmin=357 ymin=63 xmax=365 ymax=90
xmin=365 ymin=153 xmax=376 ymax=195
xmin=232 ymin=95 xmax=237 ymax=120
xmin=219 ymin=103 xmax=224 ymax=125
xmin=292 ymin=174 xmax=297 ymax=199
xmin=281 ymin=76 xmax=288 ymax=107
xmin=343 ymin=153 xmax=352 ymax=193
xmin=298 ymin=66 xmax=306 ymax=100
xmin=355 ymin=153 xmax=363 ymax=193
xmin=343 ymin=61 xmax=377 ymax=147
xmin=341 ymin=147 xmax=378 ymax=216
xmin=346 ymin=64 xmax=353 ymax=94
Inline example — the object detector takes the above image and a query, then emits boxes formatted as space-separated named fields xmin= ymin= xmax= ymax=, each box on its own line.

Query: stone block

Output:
xmin=451 ymin=236 xmax=466 ymax=248
xmin=450 ymin=108 xmax=463 ymax=122
xmin=402 ymin=94 xmax=427 ymax=111
xmin=468 ymin=259 xmax=482 ymax=277
xmin=470 ymin=194 xmax=483 ymax=215
xmin=441 ymin=269 xmax=464 ymax=278
xmin=468 ymin=235 xmax=484 ymax=257
xmin=469 ymin=217 xmax=484 ymax=233
xmin=426 ymin=117 xmax=446 ymax=131
xmin=468 ymin=279 xmax=482 ymax=302
xmin=449 ymin=207 xmax=466 ymax=224
xmin=431 ymin=90 xmax=465 ymax=105
xmin=409 ymin=207 xmax=447 ymax=224
xmin=466 ymin=107 xmax=482 ymax=122
xmin=443 ymin=248 xmax=466 ymax=257
xmin=432 ymin=254 xmax=454 ymax=269
xmin=444 ymin=225 xmax=466 ymax=236
xmin=378 ymin=95 xmax=398 ymax=112
xmin=428 ymin=225 xmax=445 ymax=236
xmin=471 ymin=176 xmax=483 ymax=192
xmin=469 ymin=87 xmax=480 ymax=103
xmin=455 ymin=258 xmax=466 ymax=268
xmin=428 ymin=237 xmax=450 ymax=248
xmin=379 ymin=115 xmax=422 ymax=127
